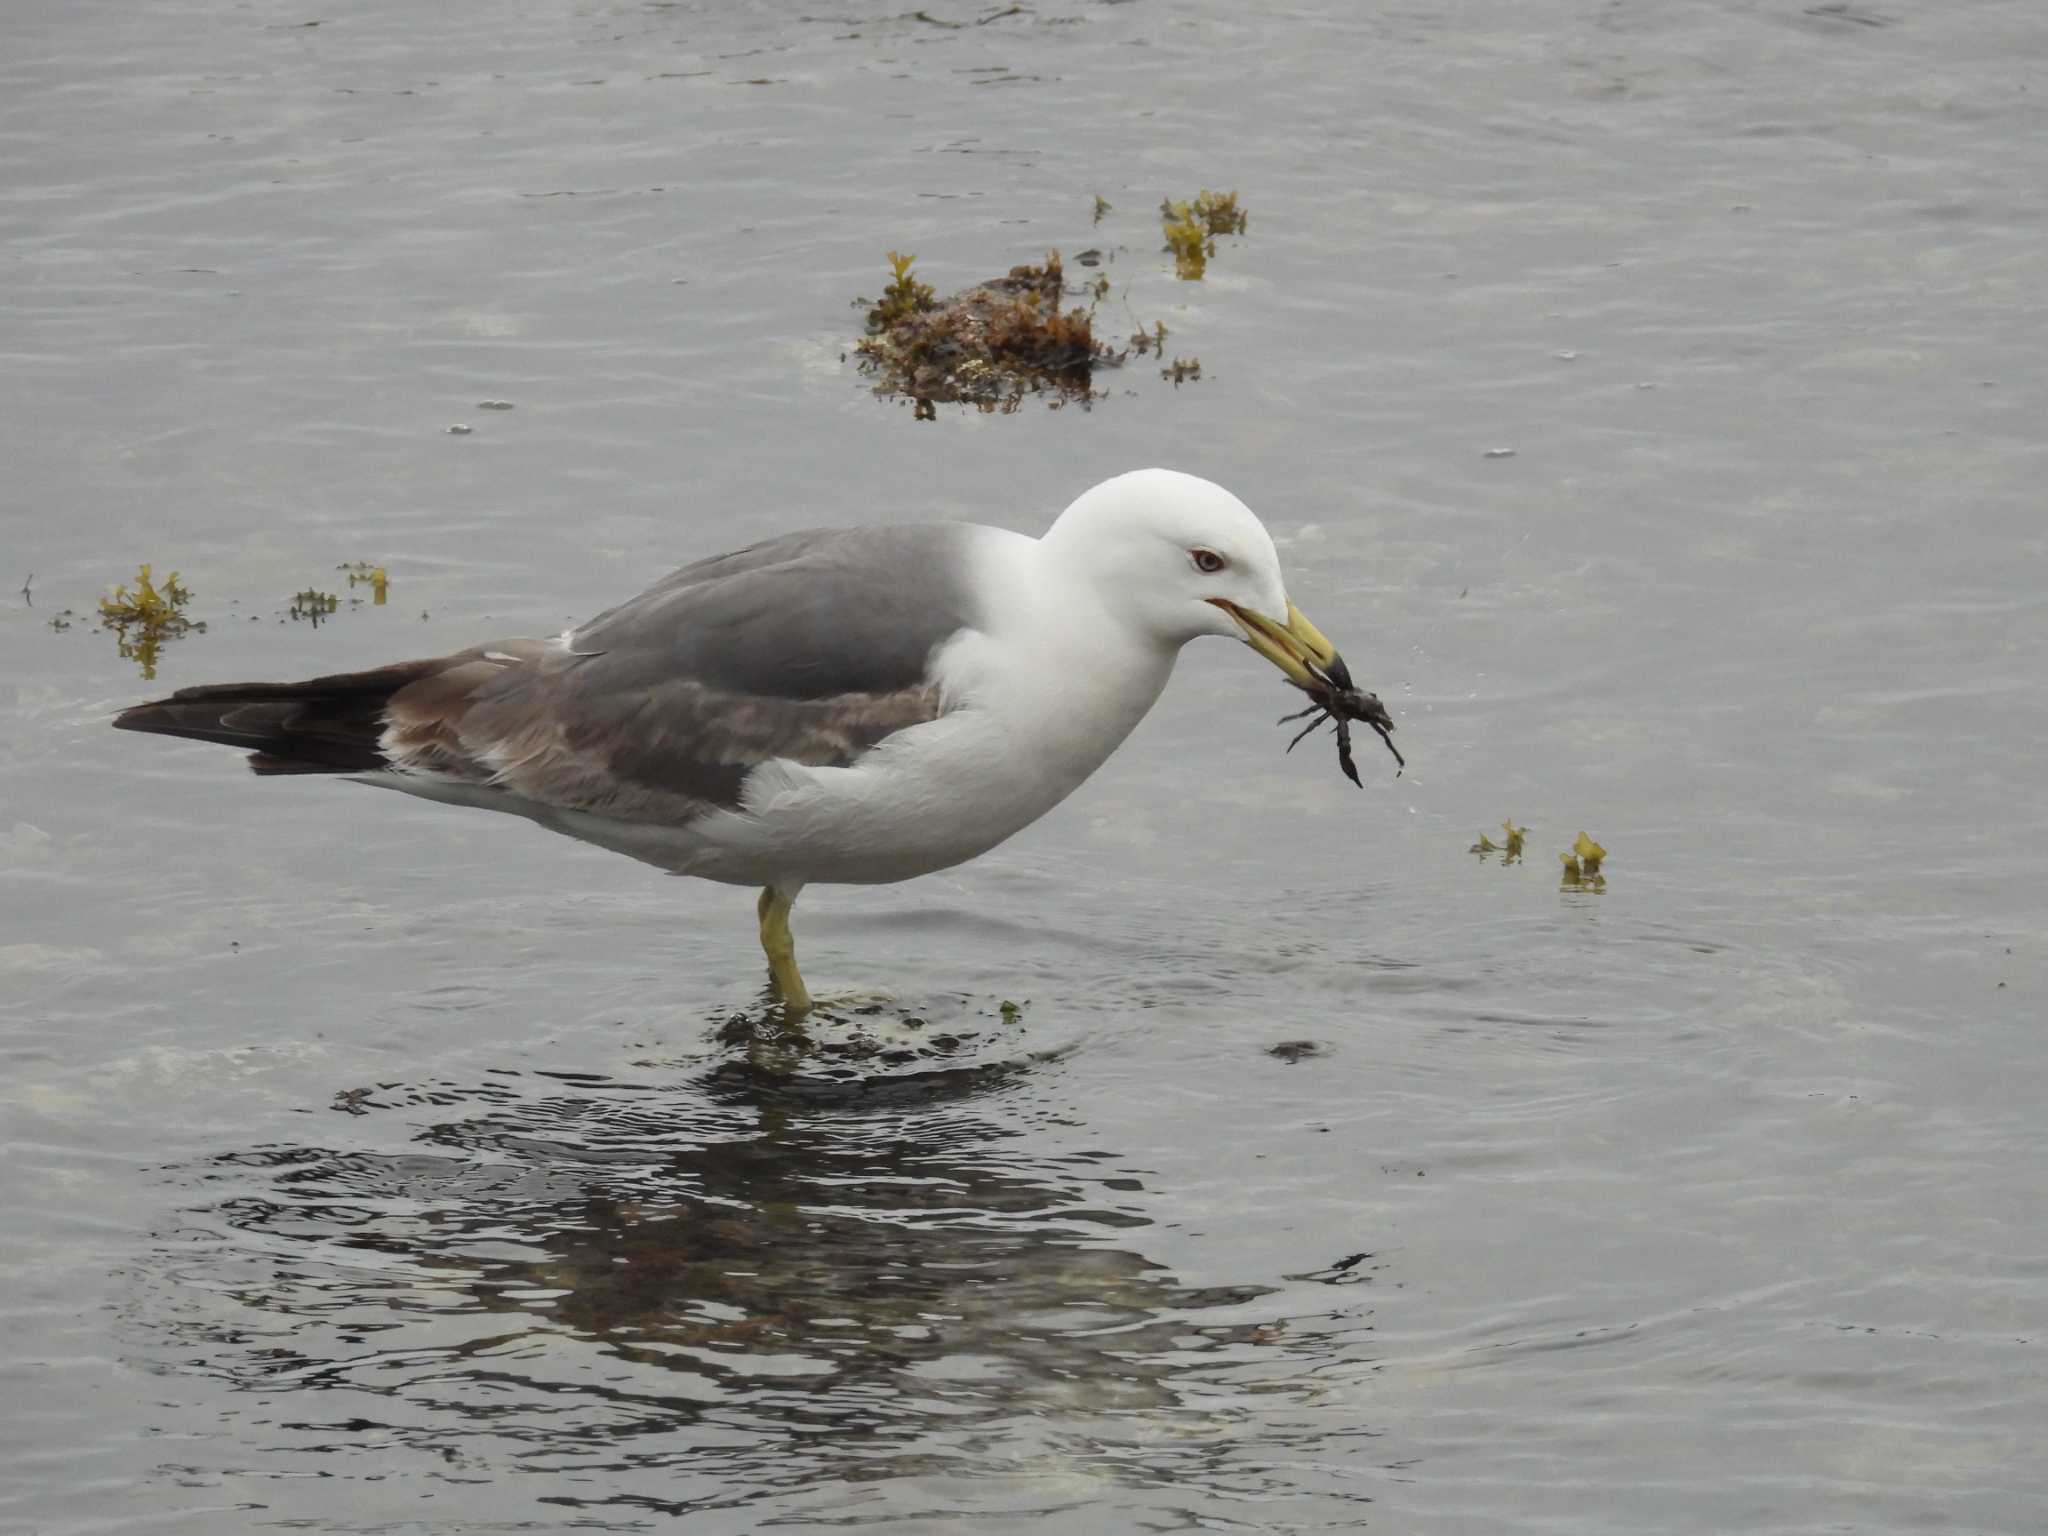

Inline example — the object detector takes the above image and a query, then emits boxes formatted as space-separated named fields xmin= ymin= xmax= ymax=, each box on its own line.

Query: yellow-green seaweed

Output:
xmin=290 ymin=588 xmax=340 ymax=625
xmin=1559 ymin=831 xmax=1609 ymax=889
xmin=1160 ymin=190 xmax=1249 ymax=279
xmin=863 ymin=251 xmax=938 ymax=333
xmin=1471 ymin=820 xmax=1527 ymax=863
xmin=339 ymin=561 xmax=389 ymax=604
xmin=98 ymin=563 xmax=204 ymax=680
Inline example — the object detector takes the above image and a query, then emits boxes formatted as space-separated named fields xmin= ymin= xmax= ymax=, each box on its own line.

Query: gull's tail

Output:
xmin=112 ymin=659 xmax=449 ymax=776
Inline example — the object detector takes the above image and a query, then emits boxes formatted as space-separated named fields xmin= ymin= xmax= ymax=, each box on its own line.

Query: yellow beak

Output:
xmin=1208 ymin=598 xmax=1345 ymax=691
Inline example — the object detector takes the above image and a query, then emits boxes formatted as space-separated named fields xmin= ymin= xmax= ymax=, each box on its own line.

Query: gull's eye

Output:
xmin=1191 ymin=548 xmax=1227 ymax=575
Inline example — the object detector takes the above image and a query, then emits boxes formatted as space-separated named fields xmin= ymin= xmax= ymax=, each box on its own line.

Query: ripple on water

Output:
xmin=121 ymin=1026 xmax=1387 ymax=1526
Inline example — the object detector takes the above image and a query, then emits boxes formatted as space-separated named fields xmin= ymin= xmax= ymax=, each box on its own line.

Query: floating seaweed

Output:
xmin=290 ymin=588 xmax=340 ymax=625
xmin=1471 ymin=820 xmax=1528 ymax=863
xmin=1092 ymin=193 xmax=1111 ymax=224
xmin=863 ymin=250 xmax=937 ymax=332
xmin=1128 ymin=320 xmax=1169 ymax=356
xmin=1160 ymin=190 xmax=1249 ymax=280
xmin=1162 ymin=212 xmax=1209 ymax=280
xmin=99 ymin=563 xmax=205 ymax=680
xmin=1188 ymin=189 xmax=1249 ymax=236
xmin=1267 ymin=1039 xmax=1325 ymax=1064
xmin=855 ymin=249 xmax=1124 ymax=416
xmin=1559 ymin=831 xmax=1609 ymax=889
xmin=1161 ymin=356 xmax=1202 ymax=385
xmin=339 ymin=561 xmax=389 ymax=605
xmin=100 ymin=564 xmax=191 ymax=627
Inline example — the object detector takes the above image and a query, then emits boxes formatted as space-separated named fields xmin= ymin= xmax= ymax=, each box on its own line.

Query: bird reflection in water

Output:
xmin=152 ymin=1033 xmax=1370 ymax=1521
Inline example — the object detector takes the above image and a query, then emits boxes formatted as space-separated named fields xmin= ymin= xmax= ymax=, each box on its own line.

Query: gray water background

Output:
xmin=4 ymin=0 xmax=2045 ymax=1530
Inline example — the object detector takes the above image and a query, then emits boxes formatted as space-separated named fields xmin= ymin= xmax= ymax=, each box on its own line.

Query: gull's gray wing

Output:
xmin=383 ymin=523 xmax=987 ymax=823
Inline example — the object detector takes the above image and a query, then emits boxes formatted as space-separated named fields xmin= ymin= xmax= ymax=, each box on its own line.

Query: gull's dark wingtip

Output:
xmin=107 ymin=669 xmax=427 ymax=772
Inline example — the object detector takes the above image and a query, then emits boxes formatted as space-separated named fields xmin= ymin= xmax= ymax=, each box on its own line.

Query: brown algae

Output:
xmin=1128 ymin=320 xmax=1170 ymax=356
xmin=855 ymin=249 xmax=1125 ymax=416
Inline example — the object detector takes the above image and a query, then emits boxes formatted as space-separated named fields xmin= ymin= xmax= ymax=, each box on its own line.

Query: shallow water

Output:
xmin=5 ymin=0 xmax=2046 ymax=1530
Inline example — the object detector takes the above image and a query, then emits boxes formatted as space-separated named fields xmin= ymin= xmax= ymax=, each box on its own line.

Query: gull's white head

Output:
xmin=1043 ymin=468 xmax=1349 ymax=690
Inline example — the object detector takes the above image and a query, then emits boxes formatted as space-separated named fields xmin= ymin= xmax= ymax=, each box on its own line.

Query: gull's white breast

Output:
xmin=647 ymin=527 xmax=1181 ymax=887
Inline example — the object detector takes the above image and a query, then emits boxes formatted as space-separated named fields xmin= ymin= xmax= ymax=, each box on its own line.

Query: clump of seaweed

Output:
xmin=339 ymin=561 xmax=389 ymax=605
xmin=1162 ymin=212 xmax=1209 ymax=280
xmin=1161 ymin=356 xmax=1202 ymax=385
xmin=100 ymin=563 xmax=191 ymax=626
xmin=855 ymin=249 xmax=1125 ymax=416
xmin=99 ymin=563 xmax=205 ymax=680
xmin=290 ymin=588 xmax=340 ymax=625
xmin=1559 ymin=831 xmax=1608 ymax=890
xmin=1190 ymin=189 xmax=1249 ymax=235
xmin=863 ymin=251 xmax=938 ymax=333
xmin=1160 ymin=191 xmax=1250 ymax=280
xmin=1092 ymin=193 xmax=1112 ymax=224
xmin=1471 ymin=820 xmax=1528 ymax=863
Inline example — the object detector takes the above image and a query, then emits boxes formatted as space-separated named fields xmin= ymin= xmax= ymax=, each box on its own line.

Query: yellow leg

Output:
xmin=756 ymin=885 xmax=812 ymax=1014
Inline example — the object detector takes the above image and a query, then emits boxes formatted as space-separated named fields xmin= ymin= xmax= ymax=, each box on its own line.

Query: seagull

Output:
xmin=113 ymin=468 xmax=1363 ymax=1012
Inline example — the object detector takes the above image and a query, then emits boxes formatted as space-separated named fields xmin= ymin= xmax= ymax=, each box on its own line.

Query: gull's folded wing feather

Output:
xmin=118 ymin=525 xmax=985 ymax=823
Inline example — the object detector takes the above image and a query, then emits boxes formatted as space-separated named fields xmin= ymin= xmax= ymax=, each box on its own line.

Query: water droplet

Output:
xmin=1483 ymin=446 xmax=1516 ymax=459
xmin=478 ymin=399 xmax=515 ymax=410
xmin=1554 ymin=349 xmax=1578 ymax=360
xmin=448 ymin=424 xmax=473 ymax=435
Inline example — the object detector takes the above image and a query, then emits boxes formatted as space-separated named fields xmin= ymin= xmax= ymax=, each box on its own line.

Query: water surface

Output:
xmin=4 ymin=1 xmax=2046 ymax=1530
